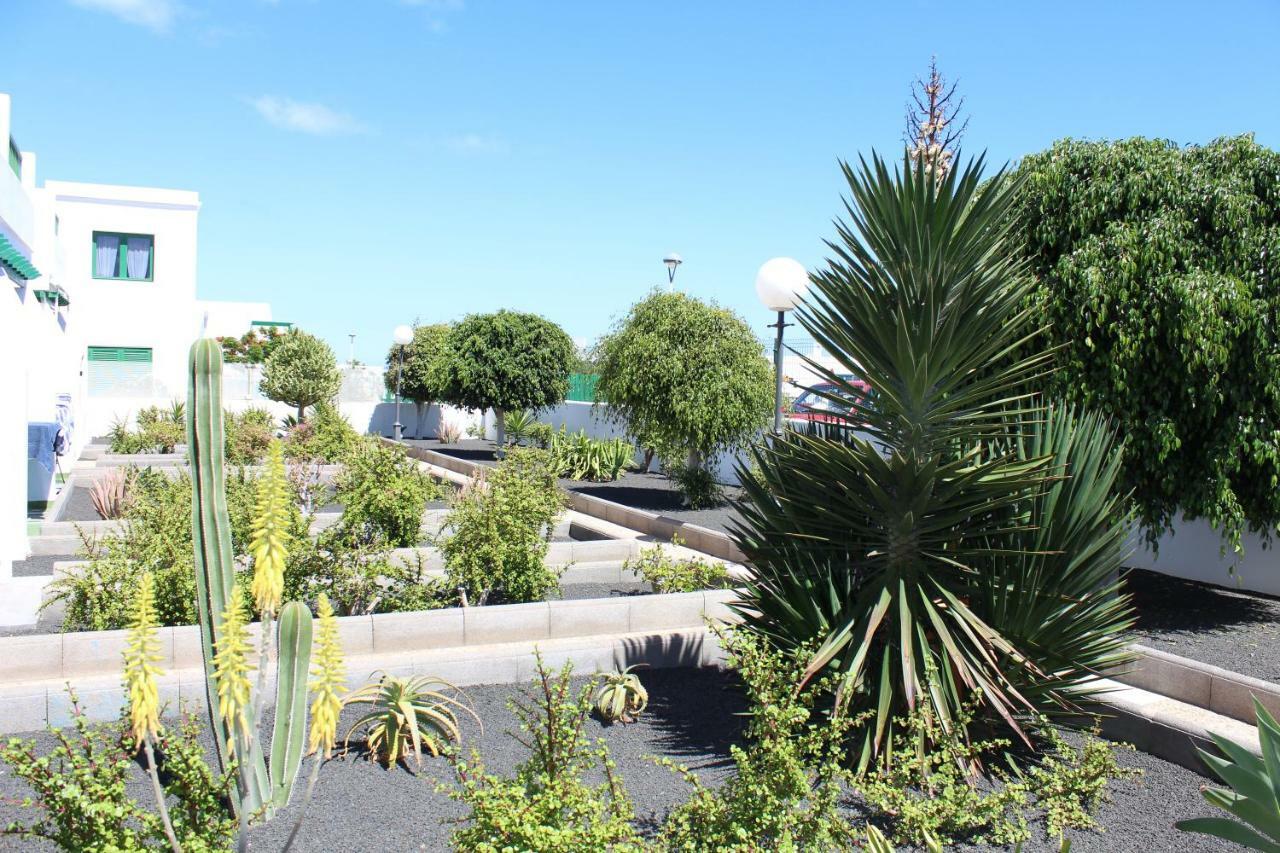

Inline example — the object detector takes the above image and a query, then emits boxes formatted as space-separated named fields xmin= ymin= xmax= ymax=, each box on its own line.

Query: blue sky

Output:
xmin=6 ymin=0 xmax=1278 ymax=364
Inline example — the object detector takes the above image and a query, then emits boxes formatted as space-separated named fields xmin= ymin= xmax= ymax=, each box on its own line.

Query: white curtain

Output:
xmin=94 ymin=234 xmax=120 ymax=277
xmin=125 ymin=237 xmax=151 ymax=279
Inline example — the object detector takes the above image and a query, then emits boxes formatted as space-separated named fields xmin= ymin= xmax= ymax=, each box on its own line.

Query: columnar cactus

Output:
xmin=187 ymin=339 xmax=313 ymax=821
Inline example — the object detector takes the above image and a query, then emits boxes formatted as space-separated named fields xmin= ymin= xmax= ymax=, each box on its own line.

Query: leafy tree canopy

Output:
xmin=1011 ymin=134 xmax=1280 ymax=544
xmin=595 ymin=290 xmax=772 ymax=461
xmin=217 ymin=326 xmax=286 ymax=364
xmin=436 ymin=310 xmax=574 ymax=414
xmin=259 ymin=329 xmax=342 ymax=419
xmin=384 ymin=323 xmax=451 ymax=404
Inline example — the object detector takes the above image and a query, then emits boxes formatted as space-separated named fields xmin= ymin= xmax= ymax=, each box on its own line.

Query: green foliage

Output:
xmin=733 ymin=154 xmax=1135 ymax=762
xmin=1011 ymin=135 xmax=1280 ymax=546
xmin=670 ymin=463 xmax=721 ymax=509
xmin=259 ymin=329 xmax=342 ymax=419
xmin=436 ymin=310 xmax=575 ymax=423
xmin=592 ymin=666 xmax=648 ymax=724
xmin=224 ymin=407 xmax=273 ymax=465
xmin=858 ymin=704 xmax=1136 ymax=846
xmin=344 ymin=672 xmax=478 ymax=767
xmin=334 ymin=438 xmax=441 ymax=547
xmin=285 ymin=528 xmax=454 ymax=615
xmin=659 ymin=630 xmax=862 ymax=852
xmin=1178 ymin=698 xmax=1280 ymax=851
xmin=594 ymin=290 xmax=772 ymax=473
xmin=217 ymin=325 xmax=286 ymax=364
xmin=525 ymin=421 xmax=554 ymax=448
xmin=442 ymin=447 xmax=565 ymax=605
xmin=284 ymin=400 xmax=360 ymax=463
xmin=383 ymin=323 xmax=451 ymax=404
xmin=625 ymin=538 xmax=730 ymax=593
xmin=48 ymin=468 xmax=277 ymax=630
xmin=0 ymin=692 xmax=236 ymax=852
xmin=446 ymin=653 xmax=643 ymax=852
xmin=548 ymin=428 xmax=633 ymax=481
xmin=503 ymin=408 xmax=537 ymax=445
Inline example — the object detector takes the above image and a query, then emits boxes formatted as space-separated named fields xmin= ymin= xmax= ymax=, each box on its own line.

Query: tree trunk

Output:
xmin=642 ymin=447 xmax=656 ymax=473
xmin=414 ymin=401 xmax=425 ymax=440
xmin=494 ymin=407 xmax=506 ymax=448
xmin=686 ymin=447 xmax=703 ymax=472
xmin=297 ymin=403 xmax=306 ymax=422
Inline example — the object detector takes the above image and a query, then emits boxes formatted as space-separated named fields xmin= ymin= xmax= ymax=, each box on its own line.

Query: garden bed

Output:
xmin=402 ymin=438 xmax=746 ymax=535
xmin=0 ymin=668 xmax=1242 ymax=852
xmin=1127 ymin=567 xmax=1280 ymax=682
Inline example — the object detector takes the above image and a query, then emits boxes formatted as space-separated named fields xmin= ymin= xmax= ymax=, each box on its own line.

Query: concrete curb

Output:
xmin=0 ymin=589 xmax=739 ymax=733
xmin=399 ymin=444 xmax=747 ymax=562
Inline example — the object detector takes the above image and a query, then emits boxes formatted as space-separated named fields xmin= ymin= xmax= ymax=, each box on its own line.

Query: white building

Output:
xmin=0 ymin=92 xmax=270 ymax=615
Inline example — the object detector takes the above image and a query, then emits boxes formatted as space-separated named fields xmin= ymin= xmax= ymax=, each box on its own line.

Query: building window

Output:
xmin=87 ymin=346 xmax=154 ymax=397
xmin=7 ymin=138 xmax=19 ymax=177
xmin=93 ymin=232 xmax=154 ymax=281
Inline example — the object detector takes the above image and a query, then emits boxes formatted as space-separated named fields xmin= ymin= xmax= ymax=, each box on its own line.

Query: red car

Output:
xmin=789 ymin=378 xmax=872 ymax=424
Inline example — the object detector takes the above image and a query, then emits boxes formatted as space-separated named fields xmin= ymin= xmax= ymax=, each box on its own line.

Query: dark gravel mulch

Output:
xmin=403 ymin=439 xmax=745 ymax=535
xmin=0 ymin=668 xmax=1240 ymax=852
xmin=1127 ymin=567 xmax=1280 ymax=682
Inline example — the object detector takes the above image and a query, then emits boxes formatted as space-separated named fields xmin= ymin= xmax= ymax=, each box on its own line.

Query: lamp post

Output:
xmin=755 ymin=257 xmax=810 ymax=435
xmin=392 ymin=324 xmax=413 ymax=441
xmin=663 ymin=252 xmax=682 ymax=290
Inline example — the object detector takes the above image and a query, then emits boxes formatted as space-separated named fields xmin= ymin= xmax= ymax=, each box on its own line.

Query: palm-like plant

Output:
xmin=731 ymin=153 xmax=1134 ymax=765
xmin=343 ymin=672 xmax=480 ymax=767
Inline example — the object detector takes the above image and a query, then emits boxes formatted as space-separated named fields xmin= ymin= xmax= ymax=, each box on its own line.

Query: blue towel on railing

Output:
xmin=27 ymin=421 xmax=59 ymax=475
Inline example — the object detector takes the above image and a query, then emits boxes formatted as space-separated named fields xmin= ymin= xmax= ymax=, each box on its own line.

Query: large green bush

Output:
xmin=384 ymin=323 xmax=451 ymax=439
xmin=435 ymin=311 xmax=575 ymax=445
xmin=260 ymin=329 xmax=342 ymax=421
xmin=594 ymin=290 xmax=772 ymax=499
xmin=734 ymin=154 xmax=1133 ymax=762
xmin=1011 ymin=135 xmax=1280 ymax=545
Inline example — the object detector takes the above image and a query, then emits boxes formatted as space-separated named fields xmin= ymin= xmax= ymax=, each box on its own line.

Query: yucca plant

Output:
xmin=343 ymin=672 xmax=480 ymax=767
xmin=503 ymin=409 xmax=537 ymax=446
xmin=593 ymin=665 xmax=648 ymax=724
xmin=731 ymin=152 xmax=1134 ymax=766
xmin=1177 ymin=698 xmax=1280 ymax=851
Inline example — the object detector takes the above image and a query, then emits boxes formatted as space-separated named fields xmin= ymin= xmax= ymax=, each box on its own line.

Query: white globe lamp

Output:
xmin=755 ymin=257 xmax=810 ymax=434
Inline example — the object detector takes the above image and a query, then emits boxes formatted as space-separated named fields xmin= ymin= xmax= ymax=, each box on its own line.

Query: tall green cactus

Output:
xmin=187 ymin=339 xmax=313 ymax=821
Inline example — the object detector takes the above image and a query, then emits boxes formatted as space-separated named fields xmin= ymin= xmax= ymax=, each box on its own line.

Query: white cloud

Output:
xmin=69 ymin=0 xmax=178 ymax=33
xmin=247 ymin=96 xmax=369 ymax=136
xmin=445 ymin=133 xmax=509 ymax=154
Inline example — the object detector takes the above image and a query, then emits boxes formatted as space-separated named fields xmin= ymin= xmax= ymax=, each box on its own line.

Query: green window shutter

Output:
xmin=7 ymin=139 xmax=19 ymax=178
xmin=566 ymin=373 xmax=599 ymax=402
xmin=87 ymin=347 xmax=153 ymax=396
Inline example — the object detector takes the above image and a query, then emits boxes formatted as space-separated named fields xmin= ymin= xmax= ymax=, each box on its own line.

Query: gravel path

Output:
xmin=1127 ymin=568 xmax=1280 ymax=682
xmin=403 ymin=439 xmax=745 ymax=535
xmin=0 ymin=668 xmax=1239 ymax=852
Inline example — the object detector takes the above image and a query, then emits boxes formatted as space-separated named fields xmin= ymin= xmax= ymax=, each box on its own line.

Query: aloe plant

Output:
xmin=593 ymin=666 xmax=648 ymax=724
xmin=187 ymin=339 xmax=314 ymax=822
xmin=1177 ymin=698 xmax=1280 ymax=852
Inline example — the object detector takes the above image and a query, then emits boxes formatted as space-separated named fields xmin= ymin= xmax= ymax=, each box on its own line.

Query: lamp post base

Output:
xmin=393 ymin=422 xmax=403 ymax=442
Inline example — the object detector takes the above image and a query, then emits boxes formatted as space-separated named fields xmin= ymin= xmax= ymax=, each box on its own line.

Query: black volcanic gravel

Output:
xmin=1127 ymin=567 xmax=1280 ymax=682
xmin=403 ymin=439 xmax=745 ymax=535
xmin=0 ymin=668 xmax=1241 ymax=852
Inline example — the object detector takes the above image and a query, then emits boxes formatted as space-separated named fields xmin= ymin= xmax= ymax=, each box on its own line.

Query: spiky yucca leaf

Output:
xmin=731 ymin=152 xmax=1133 ymax=764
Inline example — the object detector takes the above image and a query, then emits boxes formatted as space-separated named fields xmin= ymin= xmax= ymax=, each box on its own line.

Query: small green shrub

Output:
xmin=445 ymin=653 xmax=643 ymax=852
xmin=284 ymin=400 xmax=360 ymax=463
xmin=0 ymin=692 xmax=236 ymax=852
xmin=659 ymin=629 xmax=862 ymax=851
xmin=671 ymin=463 xmax=722 ymax=509
xmin=525 ymin=421 xmax=554 ymax=448
xmin=441 ymin=447 xmax=564 ymax=604
xmin=141 ymin=418 xmax=183 ymax=454
xmin=285 ymin=527 xmax=454 ymax=615
xmin=224 ymin=407 xmax=273 ymax=465
xmin=625 ymin=537 xmax=730 ymax=593
xmin=334 ymin=438 xmax=441 ymax=547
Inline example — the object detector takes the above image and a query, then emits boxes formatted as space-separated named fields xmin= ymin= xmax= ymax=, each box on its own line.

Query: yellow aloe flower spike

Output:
xmin=249 ymin=440 xmax=290 ymax=617
xmin=123 ymin=573 xmax=164 ymax=748
xmin=214 ymin=585 xmax=256 ymax=753
xmin=308 ymin=593 xmax=346 ymax=758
